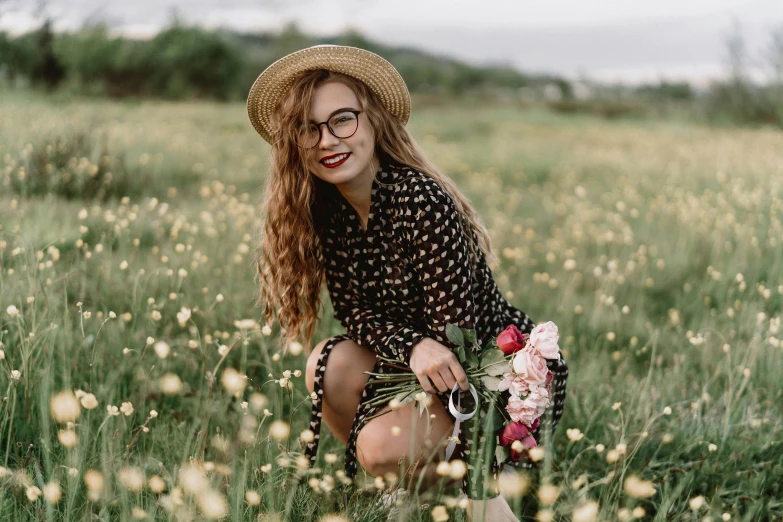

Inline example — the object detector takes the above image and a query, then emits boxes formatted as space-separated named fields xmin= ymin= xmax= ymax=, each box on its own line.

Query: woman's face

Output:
xmin=304 ymin=81 xmax=377 ymax=188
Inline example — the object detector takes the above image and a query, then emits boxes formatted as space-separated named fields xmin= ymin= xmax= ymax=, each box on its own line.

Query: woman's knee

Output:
xmin=305 ymin=337 xmax=377 ymax=396
xmin=357 ymin=422 xmax=401 ymax=476
xmin=356 ymin=402 xmax=454 ymax=478
xmin=358 ymin=432 xmax=442 ymax=479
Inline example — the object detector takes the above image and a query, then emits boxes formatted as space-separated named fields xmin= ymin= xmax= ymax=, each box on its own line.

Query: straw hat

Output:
xmin=246 ymin=45 xmax=411 ymax=144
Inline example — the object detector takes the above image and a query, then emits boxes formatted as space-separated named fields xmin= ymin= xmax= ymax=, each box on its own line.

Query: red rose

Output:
xmin=500 ymin=420 xmax=540 ymax=461
xmin=497 ymin=325 xmax=527 ymax=355
xmin=500 ymin=418 xmax=540 ymax=445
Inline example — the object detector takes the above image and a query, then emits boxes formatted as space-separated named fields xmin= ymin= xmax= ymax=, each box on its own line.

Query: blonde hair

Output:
xmin=256 ymin=69 xmax=497 ymax=354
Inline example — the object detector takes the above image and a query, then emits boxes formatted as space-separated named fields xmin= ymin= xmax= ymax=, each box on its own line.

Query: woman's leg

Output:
xmin=305 ymin=337 xmax=460 ymax=491
xmin=355 ymin=394 xmax=461 ymax=492
xmin=305 ymin=337 xmax=378 ymax=445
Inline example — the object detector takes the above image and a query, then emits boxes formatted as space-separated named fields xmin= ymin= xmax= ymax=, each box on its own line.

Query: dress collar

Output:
xmin=332 ymin=156 xmax=406 ymax=244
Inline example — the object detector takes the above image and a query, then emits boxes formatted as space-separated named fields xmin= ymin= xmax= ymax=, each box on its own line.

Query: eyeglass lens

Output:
xmin=299 ymin=111 xmax=359 ymax=148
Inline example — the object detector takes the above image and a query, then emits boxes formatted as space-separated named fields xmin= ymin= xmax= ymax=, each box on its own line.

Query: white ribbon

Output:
xmin=444 ymin=383 xmax=479 ymax=461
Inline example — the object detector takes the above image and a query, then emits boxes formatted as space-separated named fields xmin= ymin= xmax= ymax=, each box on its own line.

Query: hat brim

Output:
xmin=247 ymin=45 xmax=411 ymax=144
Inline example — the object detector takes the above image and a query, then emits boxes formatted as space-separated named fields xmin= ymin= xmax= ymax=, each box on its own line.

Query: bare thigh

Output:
xmin=306 ymin=339 xmax=458 ymax=480
xmin=355 ymin=393 xmax=456 ymax=478
xmin=305 ymin=338 xmax=378 ymax=445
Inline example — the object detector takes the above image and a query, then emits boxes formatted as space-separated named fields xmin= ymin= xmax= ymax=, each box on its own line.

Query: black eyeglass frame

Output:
xmin=298 ymin=110 xmax=362 ymax=149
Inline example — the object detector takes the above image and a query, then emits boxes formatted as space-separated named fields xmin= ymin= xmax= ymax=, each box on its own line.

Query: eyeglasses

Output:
xmin=296 ymin=110 xmax=362 ymax=149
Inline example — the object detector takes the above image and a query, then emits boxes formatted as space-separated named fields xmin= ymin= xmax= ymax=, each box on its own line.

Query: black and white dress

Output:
xmin=304 ymin=158 xmax=568 ymax=499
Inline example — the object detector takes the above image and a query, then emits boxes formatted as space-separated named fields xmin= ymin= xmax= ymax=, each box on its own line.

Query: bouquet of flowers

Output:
xmin=368 ymin=321 xmax=562 ymax=469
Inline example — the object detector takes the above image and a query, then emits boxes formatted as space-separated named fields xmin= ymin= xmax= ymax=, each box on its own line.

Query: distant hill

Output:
xmin=231 ymin=23 xmax=571 ymax=95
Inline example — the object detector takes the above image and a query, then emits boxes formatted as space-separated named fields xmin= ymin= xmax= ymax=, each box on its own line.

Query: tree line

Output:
xmin=0 ymin=20 xmax=561 ymax=100
xmin=1 ymin=19 xmax=782 ymax=128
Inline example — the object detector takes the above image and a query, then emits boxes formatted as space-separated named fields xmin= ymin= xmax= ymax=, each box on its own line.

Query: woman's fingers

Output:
xmin=449 ymin=360 xmax=470 ymax=391
xmin=439 ymin=369 xmax=457 ymax=391
xmin=417 ymin=374 xmax=437 ymax=395
xmin=429 ymin=372 xmax=449 ymax=393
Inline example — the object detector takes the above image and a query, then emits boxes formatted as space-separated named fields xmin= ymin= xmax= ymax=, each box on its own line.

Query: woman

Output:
xmin=249 ymin=45 xmax=568 ymax=521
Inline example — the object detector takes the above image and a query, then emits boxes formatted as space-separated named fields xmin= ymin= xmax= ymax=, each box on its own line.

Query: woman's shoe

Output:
xmin=467 ymin=494 xmax=520 ymax=522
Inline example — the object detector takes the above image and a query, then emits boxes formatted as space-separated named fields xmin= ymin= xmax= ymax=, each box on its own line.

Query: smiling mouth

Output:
xmin=320 ymin=153 xmax=350 ymax=168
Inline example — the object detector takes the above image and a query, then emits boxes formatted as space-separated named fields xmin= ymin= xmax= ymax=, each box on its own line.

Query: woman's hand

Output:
xmin=409 ymin=337 xmax=470 ymax=394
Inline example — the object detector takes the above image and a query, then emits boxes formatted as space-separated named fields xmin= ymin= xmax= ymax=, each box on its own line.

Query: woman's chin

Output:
xmin=318 ymin=167 xmax=359 ymax=185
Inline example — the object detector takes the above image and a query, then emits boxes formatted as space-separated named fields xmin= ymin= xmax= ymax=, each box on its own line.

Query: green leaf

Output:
xmin=462 ymin=327 xmax=477 ymax=345
xmin=456 ymin=345 xmax=467 ymax=364
xmin=394 ymin=390 xmax=416 ymax=407
xmin=495 ymin=444 xmax=510 ymax=467
xmin=481 ymin=406 xmax=505 ymax=432
xmin=480 ymin=374 xmax=502 ymax=391
xmin=480 ymin=349 xmax=509 ymax=377
xmin=464 ymin=348 xmax=479 ymax=370
xmin=446 ymin=323 xmax=465 ymax=348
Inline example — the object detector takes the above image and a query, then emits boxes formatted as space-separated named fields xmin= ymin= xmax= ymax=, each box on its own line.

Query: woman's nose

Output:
xmin=318 ymin=125 xmax=339 ymax=148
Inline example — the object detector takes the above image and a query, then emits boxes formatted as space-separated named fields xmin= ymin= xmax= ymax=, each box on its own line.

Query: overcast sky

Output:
xmin=1 ymin=0 xmax=781 ymax=84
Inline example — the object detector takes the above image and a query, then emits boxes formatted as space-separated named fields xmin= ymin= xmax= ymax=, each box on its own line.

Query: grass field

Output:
xmin=1 ymin=91 xmax=782 ymax=521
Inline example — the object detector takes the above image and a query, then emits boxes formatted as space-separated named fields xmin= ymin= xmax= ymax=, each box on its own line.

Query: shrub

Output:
xmin=547 ymin=99 xmax=648 ymax=120
xmin=4 ymin=130 xmax=156 ymax=201
xmin=703 ymin=81 xmax=782 ymax=128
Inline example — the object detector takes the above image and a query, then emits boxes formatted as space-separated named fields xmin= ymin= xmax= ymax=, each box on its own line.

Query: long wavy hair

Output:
xmin=256 ymin=69 xmax=497 ymax=354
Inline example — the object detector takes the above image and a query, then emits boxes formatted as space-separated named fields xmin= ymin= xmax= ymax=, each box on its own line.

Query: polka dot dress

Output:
xmin=304 ymin=159 xmax=569 ymax=499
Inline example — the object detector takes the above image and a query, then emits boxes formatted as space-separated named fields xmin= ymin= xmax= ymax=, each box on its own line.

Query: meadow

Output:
xmin=0 ymin=91 xmax=782 ymax=521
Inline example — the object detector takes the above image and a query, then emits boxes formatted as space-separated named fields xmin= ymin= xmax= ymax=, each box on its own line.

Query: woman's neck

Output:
xmin=336 ymin=157 xmax=380 ymax=231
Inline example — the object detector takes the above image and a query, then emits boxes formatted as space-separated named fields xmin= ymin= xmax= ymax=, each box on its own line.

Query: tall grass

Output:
xmin=1 ymin=92 xmax=782 ymax=521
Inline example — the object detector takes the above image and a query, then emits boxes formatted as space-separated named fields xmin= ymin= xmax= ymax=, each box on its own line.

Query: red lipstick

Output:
xmin=320 ymin=152 xmax=351 ymax=168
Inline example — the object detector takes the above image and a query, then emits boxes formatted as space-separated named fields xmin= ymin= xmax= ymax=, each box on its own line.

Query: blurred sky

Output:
xmin=1 ymin=0 xmax=781 ymax=84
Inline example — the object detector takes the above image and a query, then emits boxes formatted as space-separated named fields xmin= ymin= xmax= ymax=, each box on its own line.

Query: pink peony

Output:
xmin=526 ymin=386 xmax=551 ymax=417
xmin=512 ymin=347 xmax=549 ymax=387
xmin=497 ymin=372 xmax=530 ymax=398
xmin=529 ymin=321 xmax=560 ymax=359
xmin=506 ymin=387 xmax=551 ymax=426
xmin=499 ymin=420 xmax=539 ymax=461
xmin=497 ymin=325 xmax=527 ymax=355
xmin=530 ymin=369 xmax=554 ymax=391
xmin=506 ymin=395 xmax=540 ymax=426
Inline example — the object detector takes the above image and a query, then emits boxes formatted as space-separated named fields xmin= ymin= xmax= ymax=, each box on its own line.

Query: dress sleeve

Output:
xmin=401 ymin=178 xmax=477 ymax=346
xmin=321 ymin=230 xmax=426 ymax=366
